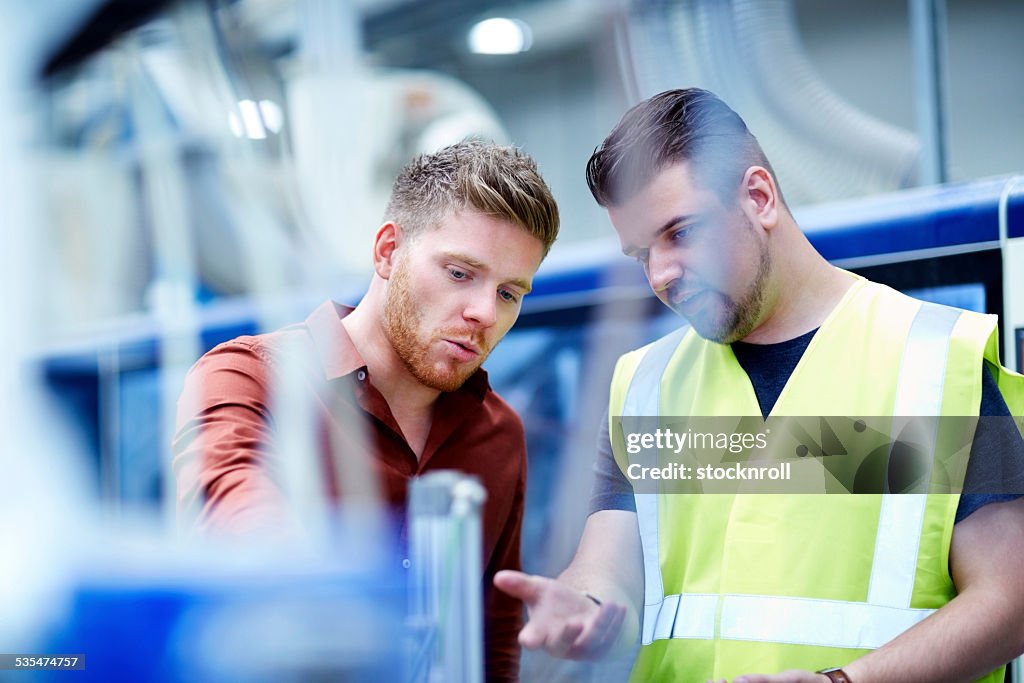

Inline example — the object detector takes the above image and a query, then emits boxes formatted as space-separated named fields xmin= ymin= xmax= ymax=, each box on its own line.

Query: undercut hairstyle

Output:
xmin=586 ymin=88 xmax=784 ymax=208
xmin=384 ymin=140 xmax=560 ymax=257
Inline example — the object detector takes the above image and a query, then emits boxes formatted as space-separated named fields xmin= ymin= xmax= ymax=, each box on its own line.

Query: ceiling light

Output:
xmin=228 ymin=99 xmax=283 ymax=139
xmin=467 ymin=17 xmax=532 ymax=55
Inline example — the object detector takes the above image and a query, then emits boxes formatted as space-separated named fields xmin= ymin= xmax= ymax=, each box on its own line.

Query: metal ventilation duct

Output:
xmin=625 ymin=0 xmax=920 ymax=206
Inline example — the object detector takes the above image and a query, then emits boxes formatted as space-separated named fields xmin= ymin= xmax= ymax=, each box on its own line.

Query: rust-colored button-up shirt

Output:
xmin=172 ymin=300 xmax=526 ymax=681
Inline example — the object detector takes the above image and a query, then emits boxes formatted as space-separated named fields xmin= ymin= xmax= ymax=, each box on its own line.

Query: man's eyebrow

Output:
xmin=444 ymin=251 xmax=532 ymax=293
xmin=510 ymin=279 xmax=532 ymax=294
xmin=622 ymin=214 xmax=696 ymax=256
xmin=655 ymin=214 xmax=696 ymax=237
xmin=446 ymin=251 xmax=487 ymax=270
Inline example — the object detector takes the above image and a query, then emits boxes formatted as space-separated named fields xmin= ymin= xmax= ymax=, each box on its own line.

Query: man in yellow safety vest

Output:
xmin=495 ymin=88 xmax=1024 ymax=682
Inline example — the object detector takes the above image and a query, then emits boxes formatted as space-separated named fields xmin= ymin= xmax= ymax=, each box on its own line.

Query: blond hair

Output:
xmin=384 ymin=140 xmax=560 ymax=256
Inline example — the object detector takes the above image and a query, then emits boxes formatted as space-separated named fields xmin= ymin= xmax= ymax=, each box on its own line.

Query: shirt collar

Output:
xmin=305 ymin=300 xmax=365 ymax=380
xmin=303 ymin=300 xmax=491 ymax=400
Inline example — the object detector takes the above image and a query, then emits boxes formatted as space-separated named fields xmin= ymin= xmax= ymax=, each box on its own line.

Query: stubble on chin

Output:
xmin=382 ymin=266 xmax=482 ymax=392
xmin=685 ymin=221 xmax=772 ymax=344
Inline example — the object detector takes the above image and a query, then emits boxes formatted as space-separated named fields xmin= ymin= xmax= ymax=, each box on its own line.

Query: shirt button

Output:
xmin=357 ymin=370 xmax=367 ymax=381
xmin=402 ymin=558 xmax=411 ymax=569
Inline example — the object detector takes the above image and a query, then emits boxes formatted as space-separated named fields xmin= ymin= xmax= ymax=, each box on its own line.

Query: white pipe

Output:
xmin=909 ymin=0 xmax=950 ymax=186
xmin=120 ymin=38 xmax=203 ymax=531
xmin=998 ymin=176 xmax=1024 ymax=372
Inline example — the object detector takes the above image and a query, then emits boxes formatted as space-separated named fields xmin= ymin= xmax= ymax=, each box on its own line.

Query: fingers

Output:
xmin=518 ymin=597 xmax=626 ymax=661
xmin=544 ymin=618 xmax=586 ymax=656
xmin=518 ymin=615 xmax=582 ymax=652
xmin=517 ymin=618 xmax=551 ymax=650
xmin=566 ymin=601 xmax=627 ymax=659
xmin=497 ymin=573 xmax=626 ymax=661
xmin=493 ymin=569 xmax=544 ymax=603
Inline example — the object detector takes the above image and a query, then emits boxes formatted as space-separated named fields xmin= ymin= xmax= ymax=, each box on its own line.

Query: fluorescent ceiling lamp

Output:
xmin=467 ymin=17 xmax=532 ymax=55
xmin=228 ymin=99 xmax=284 ymax=139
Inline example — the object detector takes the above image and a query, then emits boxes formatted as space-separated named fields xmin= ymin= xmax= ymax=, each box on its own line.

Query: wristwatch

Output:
xmin=817 ymin=668 xmax=852 ymax=683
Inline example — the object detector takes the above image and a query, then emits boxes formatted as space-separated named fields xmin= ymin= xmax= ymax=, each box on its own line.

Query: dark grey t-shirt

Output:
xmin=590 ymin=328 xmax=1024 ymax=523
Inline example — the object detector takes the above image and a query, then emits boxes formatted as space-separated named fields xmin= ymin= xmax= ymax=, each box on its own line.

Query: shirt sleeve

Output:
xmin=588 ymin=406 xmax=637 ymax=516
xmin=956 ymin=362 xmax=1024 ymax=523
xmin=171 ymin=340 xmax=300 ymax=538
xmin=481 ymin=448 xmax=526 ymax=683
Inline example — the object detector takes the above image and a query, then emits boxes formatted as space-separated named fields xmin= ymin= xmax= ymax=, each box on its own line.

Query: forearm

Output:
xmin=556 ymin=511 xmax=644 ymax=653
xmin=846 ymin=499 xmax=1024 ymax=683
xmin=557 ymin=559 xmax=640 ymax=653
xmin=843 ymin=586 xmax=1022 ymax=683
xmin=558 ymin=558 xmax=639 ymax=613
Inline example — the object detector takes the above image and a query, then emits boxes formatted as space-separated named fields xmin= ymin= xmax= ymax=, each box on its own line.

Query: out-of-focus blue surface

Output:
xmin=906 ymin=283 xmax=987 ymax=313
xmin=38 ymin=565 xmax=409 ymax=683
xmin=795 ymin=176 xmax=1024 ymax=259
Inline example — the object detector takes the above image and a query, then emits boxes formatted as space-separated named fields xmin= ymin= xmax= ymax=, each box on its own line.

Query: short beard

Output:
xmin=382 ymin=263 xmax=484 ymax=392
xmin=694 ymin=217 xmax=772 ymax=344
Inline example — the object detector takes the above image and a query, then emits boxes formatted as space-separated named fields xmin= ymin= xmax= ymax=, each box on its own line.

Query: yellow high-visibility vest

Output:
xmin=609 ymin=273 xmax=1024 ymax=681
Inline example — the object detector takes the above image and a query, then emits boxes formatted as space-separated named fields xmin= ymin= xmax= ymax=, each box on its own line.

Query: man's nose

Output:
xmin=647 ymin=246 xmax=684 ymax=295
xmin=463 ymin=289 xmax=497 ymax=328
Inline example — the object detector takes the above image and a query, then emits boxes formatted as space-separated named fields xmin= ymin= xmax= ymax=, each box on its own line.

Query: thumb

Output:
xmin=494 ymin=570 xmax=545 ymax=603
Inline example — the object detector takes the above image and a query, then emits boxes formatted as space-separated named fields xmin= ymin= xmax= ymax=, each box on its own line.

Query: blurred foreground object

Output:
xmin=409 ymin=472 xmax=488 ymax=683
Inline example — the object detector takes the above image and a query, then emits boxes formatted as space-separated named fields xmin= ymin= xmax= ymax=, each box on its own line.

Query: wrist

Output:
xmin=817 ymin=668 xmax=852 ymax=683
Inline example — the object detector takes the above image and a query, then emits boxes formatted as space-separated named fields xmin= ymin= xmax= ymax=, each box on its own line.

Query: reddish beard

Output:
xmin=382 ymin=263 xmax=488 ymax=392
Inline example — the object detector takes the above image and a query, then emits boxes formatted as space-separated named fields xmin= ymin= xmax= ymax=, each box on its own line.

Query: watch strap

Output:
xmin=817 ymin=668 xmax=852 ymax=683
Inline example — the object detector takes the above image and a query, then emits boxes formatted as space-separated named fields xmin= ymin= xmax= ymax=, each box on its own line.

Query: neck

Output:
xmin=341 ymin=286 xmax=441 ymax=419
xmin=741 ymin=225 xmax=854 ymax=344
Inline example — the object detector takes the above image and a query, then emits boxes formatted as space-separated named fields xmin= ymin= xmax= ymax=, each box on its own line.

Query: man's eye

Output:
xmin=448 ymin=267 xmax=469 ymax=281
xmin=670 ymin=226 xmax=692 ymax=241
xmin=498 ymin=288 xmax=520 ymax=304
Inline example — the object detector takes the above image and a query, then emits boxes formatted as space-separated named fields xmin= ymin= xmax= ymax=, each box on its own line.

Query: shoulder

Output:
xmin=187 ymin=335 xmax=268 ymax=383
xmin=605 ymin=326 xmax=694 ymax=418
xmin=183 ymin=325 xmax=319 ymax=401
xmin=862 ymin=278 xmax=996 ymax=330
xmin=194 ymin=324 xmax=315 ymax=372
xmin=858 ymin=278 xmax=998 ymax=352
xmin=612 ymin=326 xmax=693 ymax=384
xmin=199 ymin=334 xmax=268 ymax=365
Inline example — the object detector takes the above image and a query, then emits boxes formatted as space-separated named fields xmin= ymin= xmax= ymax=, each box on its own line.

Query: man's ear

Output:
xmin=373 ymin=222 xmax=400 ymax=279
xmin=741 ymin=166 xmax=779 ymax=232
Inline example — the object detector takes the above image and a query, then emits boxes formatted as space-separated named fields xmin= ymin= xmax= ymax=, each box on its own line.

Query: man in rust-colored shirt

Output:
xmin=172 ymin=141 xmax=560 ymax=682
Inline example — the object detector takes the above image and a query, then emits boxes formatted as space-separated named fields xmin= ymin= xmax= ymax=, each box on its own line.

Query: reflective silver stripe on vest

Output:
xmin=624 ymin=301 xmax=962 ymax=648
xmin=868 ymin=302 xmax=961 ymax=608
xmin=621 ymin=326 xmax=688 ymax=645
xmin=719 ymin=594 xmax=934 ymax=649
